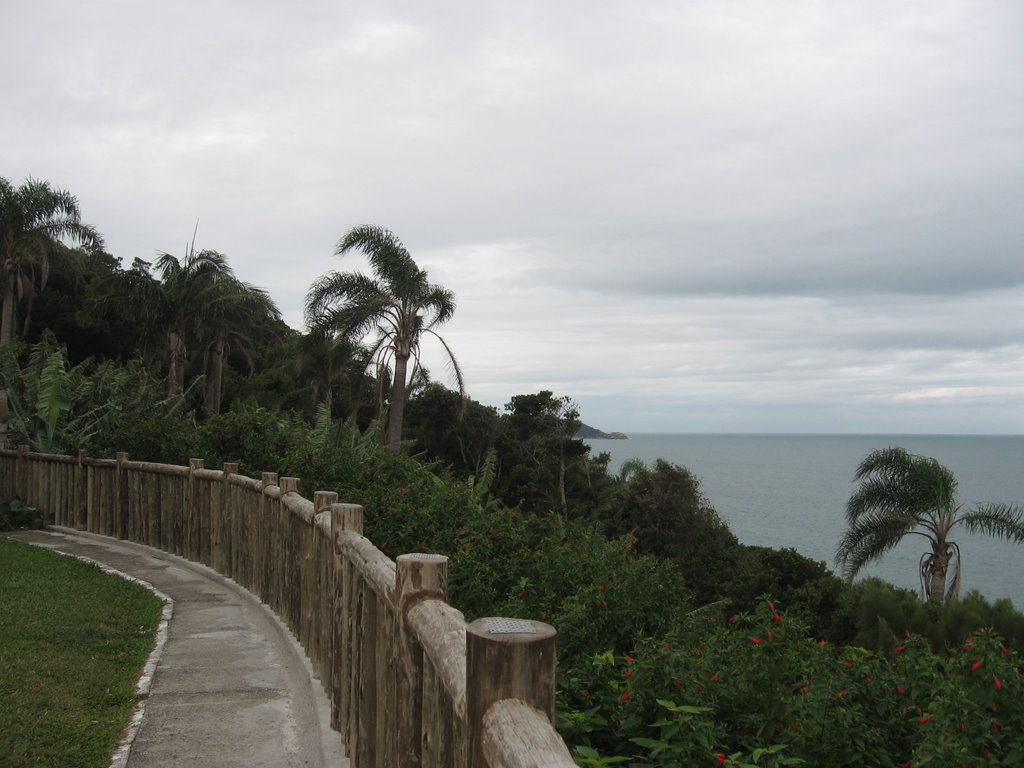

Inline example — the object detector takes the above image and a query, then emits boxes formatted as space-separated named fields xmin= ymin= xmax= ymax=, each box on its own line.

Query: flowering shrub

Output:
xmin=560 ymin=600 xmax=1024 ymax=767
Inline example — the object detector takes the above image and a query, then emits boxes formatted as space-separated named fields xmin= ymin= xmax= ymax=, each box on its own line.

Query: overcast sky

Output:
xmin=3 ymin=0 xmax=1023 ymax=433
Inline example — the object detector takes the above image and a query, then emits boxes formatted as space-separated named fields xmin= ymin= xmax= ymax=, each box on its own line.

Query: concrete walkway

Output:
xmin=9 ymin=528 xmax=347 ymax=768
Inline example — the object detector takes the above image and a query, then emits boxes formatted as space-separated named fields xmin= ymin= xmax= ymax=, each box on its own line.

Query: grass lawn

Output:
xmin=0 ymin=535 xmax=163 ymax=768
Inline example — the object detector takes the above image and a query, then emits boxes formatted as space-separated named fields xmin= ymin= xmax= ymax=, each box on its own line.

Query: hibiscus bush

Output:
xmin=558 ymin=599 xmax=1023 ymax=766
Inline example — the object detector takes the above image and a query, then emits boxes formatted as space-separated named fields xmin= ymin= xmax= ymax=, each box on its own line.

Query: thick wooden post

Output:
xmin=0 ymin=390 xmax=8 ymax=447
xmin=74 ymin=450 xmax=87 ymax=530
xmin=15 ymin=444 xmax=28 ymax=501
xmin=187 ymin=459 xmax=204 ymax=561
xmin=217 ymin=462 xmax=239 ymax=575
xmin=310 ymin=491 xmax=338 ymax=672
xmin=115 ymin=452 xmax=129 ymax=540
xmin=466 ymin=618 xmax=558 ymax=768
xmin=395 ymin=553 xmax=448 ymax=768
xmin=331 ymin=502 xmax=363 ymax=740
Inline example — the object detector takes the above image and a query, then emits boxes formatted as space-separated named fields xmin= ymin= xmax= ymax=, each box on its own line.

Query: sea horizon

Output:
xmin=584 ymin=433 xmax=1024 ymax=608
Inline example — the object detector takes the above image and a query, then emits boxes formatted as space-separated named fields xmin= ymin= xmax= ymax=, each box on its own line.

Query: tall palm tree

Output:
xmin=837 ymin=447 xmax=1024 ymax=603
xmin=305 ymin=225 xmax=463 ymax=452
xmin=151 ymin=246 xmax=238 ymax=396
xmin=1 ymin=177 xmax=102 ymax=345
xmin=199 ymin=277 xmax=281 ymax=415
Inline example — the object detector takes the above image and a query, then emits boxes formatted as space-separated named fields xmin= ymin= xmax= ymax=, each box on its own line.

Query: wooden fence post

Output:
xmin=258 ymin=472 xmax=277 ymax=603
xmin=395 ymin=553 xmax=449 ymax=768
xmin=466 ymin=618 xmax=558 ymax=768
xmin=310 ymin=491 xmax=338 ymax=673
xmin=217 ymin=462 xmax=238 ymax=575
xmin=187 ymin=459 xmax=204 ymax=562
xmin=0 ymin=389 xmax=8 ymax=447
xmin=74 ymin=450 xmax=87 ymax=529
xmin=15 ymin=444 xmax=28 ymax=501
xmin=115 ymin=452 xmax=128 ymax=540
xmin=331 ymin=502 xmax=363 ymax=739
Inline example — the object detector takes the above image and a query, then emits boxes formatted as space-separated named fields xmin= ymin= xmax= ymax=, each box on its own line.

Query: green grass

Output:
xmin=0 ymin=536 xmax=163 ymax=768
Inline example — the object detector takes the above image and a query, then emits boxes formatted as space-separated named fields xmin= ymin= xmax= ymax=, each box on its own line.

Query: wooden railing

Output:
xmin=0 ymin=445 xmax=577 ymax=768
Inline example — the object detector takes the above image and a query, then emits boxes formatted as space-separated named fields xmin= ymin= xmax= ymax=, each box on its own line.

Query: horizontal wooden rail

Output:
xmin=0 ymin=444 xmax=576 ymax=768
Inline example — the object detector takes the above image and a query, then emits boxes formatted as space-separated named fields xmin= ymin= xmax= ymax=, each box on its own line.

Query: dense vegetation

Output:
xmin=2 ymin=178 xmax=1022 ymax=765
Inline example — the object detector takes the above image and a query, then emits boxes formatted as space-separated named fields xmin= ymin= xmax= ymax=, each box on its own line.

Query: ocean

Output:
xmin=584 ymin=434 xmax=1024 ymax=608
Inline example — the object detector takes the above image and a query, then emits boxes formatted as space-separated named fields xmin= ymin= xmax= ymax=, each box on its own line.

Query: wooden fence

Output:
xmin=0 ymin=445 xmax=577 ymax=768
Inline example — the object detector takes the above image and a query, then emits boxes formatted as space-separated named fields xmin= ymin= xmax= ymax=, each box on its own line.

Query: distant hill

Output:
xmin=576 ymin=423 xmax=628 ymax=440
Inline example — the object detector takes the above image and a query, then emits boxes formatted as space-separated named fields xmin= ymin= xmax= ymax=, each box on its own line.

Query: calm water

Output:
xmin=584 ymin=434 xmax=1024 ymax=607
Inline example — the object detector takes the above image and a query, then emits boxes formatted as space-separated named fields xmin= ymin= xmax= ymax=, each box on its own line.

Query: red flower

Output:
xmin=919 ymin=716 xmax=931 ymax=725
xmin=895 ymin=645 xmax=906 ymax=653
xmin=994 ymin=677 xmax=1003 ymax=690
xmin=751 ymin=636 xmax=763 ymax=645
xmin=673 ymin=678 xmax=682 ymax=690
xmin=901 ymin=763 xmax=910 ymax=768
xmin=715 ymin=753 xmax=727 ymax=766
xmin=618 ymin=692 xmax=630 ymax=704
xmin=625 ymin=655 xmax=634 ymax=665
xmin=710 ymin=673 xmax=721 ymax=682
xmin=768 ymin=601 xmax=776 ymax=612
xmin=623 ymin=669 xmax=634 ymax=680
xmin=772 ymin=613 xmax=781 ymax=623
xmin=971 ymin=660 xmax=984 ymax=671
xmin=896 ymin=684 xmax=905 ymax=696
xmin=834 ymin=690 xmax=846 ymax=700
xmin=841 ymin=661 xmax=853 ymax=669
xmin=728 ymin=614 xmax=738 ymax=622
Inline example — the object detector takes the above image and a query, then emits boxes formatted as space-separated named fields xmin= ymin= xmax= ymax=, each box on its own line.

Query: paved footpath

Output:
xmin=9 ymin=528 xmax=348 ymax=768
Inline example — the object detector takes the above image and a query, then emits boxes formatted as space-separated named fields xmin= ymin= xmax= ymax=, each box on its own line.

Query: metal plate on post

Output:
xmin=407 ymin=553 xmax=447 ymax=561
xmin=485 ymin=618 xmax=537 ymax=635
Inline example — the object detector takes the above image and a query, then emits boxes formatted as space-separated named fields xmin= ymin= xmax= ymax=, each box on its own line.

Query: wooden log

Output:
xmin=407 ymin=600 xmax=468 ymax=719
xmin=394 ymin=554 xmax=449 ymax=768
xmin=337 ymin=531 xmax=397 ymax=602
xmin=481 ymin=700 xmax=576 ymax=768
xmin=466 ymin=619 xmax=558 ymax=768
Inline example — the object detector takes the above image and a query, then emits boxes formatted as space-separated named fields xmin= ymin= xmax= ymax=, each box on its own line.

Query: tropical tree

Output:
xmin=304 ymin=225 xmax=463 ymax=452
xmin=198 ymin=277 xmax=281 ymax=415
xmin=295 ymin=331 xmax=371 ymax=421
xmin=837 ymin=446 xmax=1024 ymax=603
xmin=0 ymin=177 xmax=103 ymax=345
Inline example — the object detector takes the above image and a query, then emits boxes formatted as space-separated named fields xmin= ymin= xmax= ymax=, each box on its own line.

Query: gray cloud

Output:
xmin=2 ymin=0 xmax=1023 ymax=432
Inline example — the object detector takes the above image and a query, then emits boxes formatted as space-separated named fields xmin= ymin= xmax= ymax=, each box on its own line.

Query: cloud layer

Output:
xmin=3 ymin=0 xmax=1023 ymax=432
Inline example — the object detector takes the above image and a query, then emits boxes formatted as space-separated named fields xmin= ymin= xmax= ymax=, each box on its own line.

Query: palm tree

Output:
xmin=151 ymin=246 xmax=238 ymax=396
xmin=305 ymin=225 xmax=463 ymax=452
xmin=1 ymin=177 xmax=102 ymax=345
xmin=837 ymin=446 xmax=1024 ymax=603
xmin=296 ymin=331 xmax=371 ymax=420
xmin=199 ymin=277 xmax=281 ymax=414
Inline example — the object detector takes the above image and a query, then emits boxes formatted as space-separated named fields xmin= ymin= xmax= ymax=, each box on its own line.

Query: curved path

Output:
xmin=10 ymin=528 xmax=347 ymax=768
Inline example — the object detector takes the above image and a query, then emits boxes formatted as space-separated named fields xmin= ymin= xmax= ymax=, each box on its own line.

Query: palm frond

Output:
xmin=836 ymin=507 xmax=924 ymax=580
xmin=959 ymin=504 xmax=1024 ymax=542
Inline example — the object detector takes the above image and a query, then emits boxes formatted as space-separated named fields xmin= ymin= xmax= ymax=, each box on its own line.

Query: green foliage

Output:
xmin=559 ymin=599 xmax=1024 ymax=766
xmin=0 ymin=497 xmax=47 ymax=530
xmin=604 ymin=458 xmax=738 ymax=603
xmin=196 ymin=403 xmax=308 ymax=478
xmin=404 ymin=383 xmax=500 ymax=475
